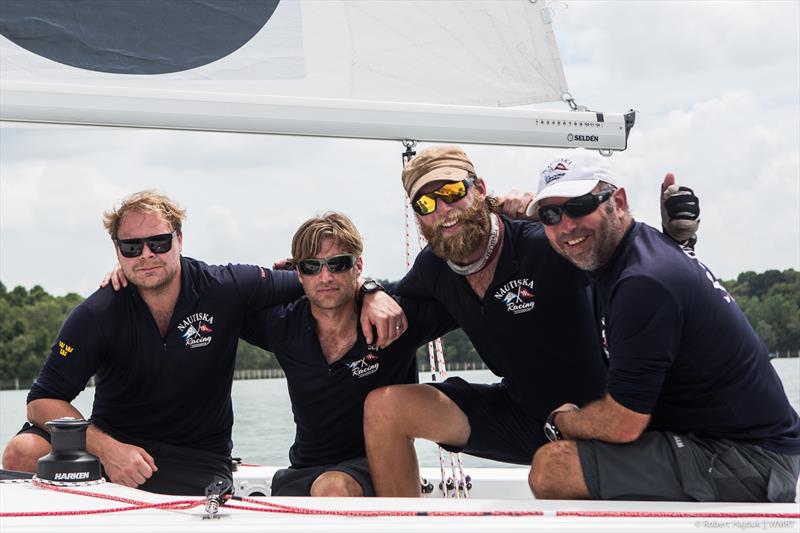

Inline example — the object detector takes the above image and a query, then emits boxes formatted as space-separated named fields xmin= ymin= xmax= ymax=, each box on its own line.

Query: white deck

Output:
xmin=233 ymin=465 xmax=532 ymax=499
xmin=2 ymin=467 xmax=798 ymax=533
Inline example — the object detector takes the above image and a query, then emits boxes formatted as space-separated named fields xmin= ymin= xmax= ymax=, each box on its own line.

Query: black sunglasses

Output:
xmin=297 ymin=254 xmax=357 ymax=276
xmin=115 ymin=231 xmax=177 ymax=258
xmin=538 ymin=191 xmax=613 ymax=226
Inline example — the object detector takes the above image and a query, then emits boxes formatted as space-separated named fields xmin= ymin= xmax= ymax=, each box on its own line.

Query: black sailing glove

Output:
xmin=661 ymin=185 xmax=700 ymax=248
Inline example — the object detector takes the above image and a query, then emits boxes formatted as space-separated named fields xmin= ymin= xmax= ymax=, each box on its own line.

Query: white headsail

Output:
xmin=0 ymin=0 xmax=633 ymax=149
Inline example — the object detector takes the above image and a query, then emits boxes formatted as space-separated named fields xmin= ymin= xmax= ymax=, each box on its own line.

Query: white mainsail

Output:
xmin=0 ymin=0 xmax=633 ymax=149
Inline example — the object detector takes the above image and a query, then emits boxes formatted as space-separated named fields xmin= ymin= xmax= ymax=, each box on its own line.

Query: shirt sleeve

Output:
xmin=228 ymin=264 xmax=303 ymax=314
xmin=398 ymin=296 xmax=458 ymax=346
xmin=605 ymin=276 xmax=682 ymax=414
xmin=27 ymin=305 xmax=104 ymax=404
xmin=394 ymin=254 xmax=435 ymax=300
xmin=240 ymin=305 xmax=289 ymax=353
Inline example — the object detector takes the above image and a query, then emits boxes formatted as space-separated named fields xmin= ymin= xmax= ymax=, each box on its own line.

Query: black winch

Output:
xmin=36 ymin=418 xmax=102 ymax=484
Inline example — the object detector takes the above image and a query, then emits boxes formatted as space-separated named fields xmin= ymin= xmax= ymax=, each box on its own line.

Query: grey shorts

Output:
xmin=270 ymin=456 xmax=375 ymax=496
xmin=577 ymin=431 xmax=800 ymax=502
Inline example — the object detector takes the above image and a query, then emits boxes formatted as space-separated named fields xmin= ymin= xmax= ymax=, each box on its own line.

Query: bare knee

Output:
xmin=364 ymin=386 xmax=405 ymax=435
xmin=529 ymin=442 xmax=556 ymax=498
xmin=529 ymin=441 xmax=582 ymax=499
xmin=310 ymin=471 xmax=363 ymax=497
xmin=2 ymin=433 xmax=50 ymax=472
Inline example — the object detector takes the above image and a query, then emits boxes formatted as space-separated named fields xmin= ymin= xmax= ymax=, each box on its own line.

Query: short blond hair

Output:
xmin=103 ymin=190 xmax=186 ymax=239
xmin=291 ymin=212 xmax=363 ymax=263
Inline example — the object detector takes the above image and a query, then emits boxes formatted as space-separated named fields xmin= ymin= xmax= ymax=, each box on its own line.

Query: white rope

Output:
xmin=402 ymin=144 xmax=470 ymax=499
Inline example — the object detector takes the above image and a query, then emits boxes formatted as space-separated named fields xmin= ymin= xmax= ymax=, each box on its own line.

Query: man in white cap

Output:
xmin=364 ymin=145 xmax=701 ymax=497
xmin=529 ymin=148 xmax=800 ymax=502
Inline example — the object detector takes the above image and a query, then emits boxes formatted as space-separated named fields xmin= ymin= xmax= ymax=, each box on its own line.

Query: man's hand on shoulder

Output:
xmin=99 ymin=263 xmax=128 ymax=291
xmin=360 ymin=289 xmax=407 ymax=349
xmin=660 ymin=173 xmax=700 ymax=245
xmin=489 ymin=190 xmax=537 ymax=220
xmin=272 ymin=257 xmax=294 ymax=271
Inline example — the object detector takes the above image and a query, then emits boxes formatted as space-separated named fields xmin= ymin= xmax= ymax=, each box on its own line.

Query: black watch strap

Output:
xmin=544 ymin=410 xmax=563 ymax=442
xmin=358 ymin=278 xmax=385 ymax=301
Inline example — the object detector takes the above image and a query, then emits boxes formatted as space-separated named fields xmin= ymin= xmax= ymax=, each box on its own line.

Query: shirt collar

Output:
xmin=587 ymin=220 xmax=639 ymax=284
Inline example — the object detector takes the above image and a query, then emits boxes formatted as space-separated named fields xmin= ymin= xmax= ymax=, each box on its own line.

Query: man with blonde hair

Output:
xmin=3 ymin=191 xmax=404 ymax=495
xmin=241 ymin=212 xmax=454 ymax=496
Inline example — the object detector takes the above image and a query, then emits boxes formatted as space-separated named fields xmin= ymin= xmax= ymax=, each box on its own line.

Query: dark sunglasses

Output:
xmin=115 ymin=231 xmax=177 ymax=258
xmin=297 ymin=254 xmax=357 ymax=276
xmin=538 ymin=190 xmax=613 ymax=226
xmin=412 ymin=176 xmax=476 ymax=216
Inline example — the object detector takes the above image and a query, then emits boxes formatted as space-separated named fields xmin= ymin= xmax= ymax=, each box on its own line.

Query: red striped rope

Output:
xmin=2 ymin=484 xmax=798 ymax=520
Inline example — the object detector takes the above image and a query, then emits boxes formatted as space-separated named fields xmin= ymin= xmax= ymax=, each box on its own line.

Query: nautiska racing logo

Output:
xmin=542 ymin=159 xmax=571 ymax=184
xmin=346 ymin=353 xmax=380 ymax=379
xmin=177 ymin=312 xmax=214 ymax=348
xmin=494 ymin=278 xmax=535 ymax=314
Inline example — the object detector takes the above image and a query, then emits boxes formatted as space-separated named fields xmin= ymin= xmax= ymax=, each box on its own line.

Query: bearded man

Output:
xmin=529 ymin=149 xmax=799 ymax=502
xmin=363 ymin=145 xmax=700 ymax=497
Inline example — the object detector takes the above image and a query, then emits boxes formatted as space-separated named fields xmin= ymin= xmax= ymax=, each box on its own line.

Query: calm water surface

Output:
xmin=2 ymin=363 xmax=798 ymax=468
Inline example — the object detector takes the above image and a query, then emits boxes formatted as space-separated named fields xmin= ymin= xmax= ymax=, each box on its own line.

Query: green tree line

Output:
xmin=1 ymin=268 xmax=797 ymax=387
xmin=722 ymin=269 xmax=800 ymax=352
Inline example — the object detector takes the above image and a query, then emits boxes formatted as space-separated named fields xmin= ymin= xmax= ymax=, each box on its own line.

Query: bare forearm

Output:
xmin=27 ymin=398 xmax=86 ymax=430
xmin=85 ymin=425 xmax=117 ymax=459
xmin=557 ymin=395 xmax=649 ymax=443
xmin=27 ymin=398 xmax=116 ymax=458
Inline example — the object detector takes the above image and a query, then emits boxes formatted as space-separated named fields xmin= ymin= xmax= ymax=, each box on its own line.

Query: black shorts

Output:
xmin=16 ymin=421 xmax=50 ymax=440
xmin=16 ymin=422 xmax=232 ymax=496
xmin=427 ymin=377 xmax=546 ymax=465
xmin=270 ymin=456 xmax=374 ymax=496
xmin=577 ymin=431 xmax=800 ymax=503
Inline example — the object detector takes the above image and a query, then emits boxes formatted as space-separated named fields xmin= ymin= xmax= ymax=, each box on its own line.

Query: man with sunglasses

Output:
xmin=364 ymin=145 xmax=701 ymax=497
xmin=240 ymin=212 xmax=455 ymax=497
xmin=2 ymin=191 xmax=405 ymax=495
xmin=527 ymin=149 xmax=800 ymax=502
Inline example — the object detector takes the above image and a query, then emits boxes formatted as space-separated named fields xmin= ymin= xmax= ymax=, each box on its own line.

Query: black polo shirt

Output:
xmin=591 ymin=222 xmax=800 ymax=454
xmin=28 ymin=256 xmax=302 ymax=455
xmin=241 ymin=297 xmax=456 ymax=468
xmin=395 ymin=217 xmax=608 ymax=421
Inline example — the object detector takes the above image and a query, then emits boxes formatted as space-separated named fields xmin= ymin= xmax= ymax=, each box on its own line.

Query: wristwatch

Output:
xmin=358 ymin=278 xmax=385 ymax=301
xmin=544 ymin=410 xmax=563 ymax=442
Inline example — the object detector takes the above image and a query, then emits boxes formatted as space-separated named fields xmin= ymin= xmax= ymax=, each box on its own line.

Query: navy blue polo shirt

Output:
xmin=395 ymin=217 xmax=607 ymax=421
xmin=592 ymin=222 xmax=800 ymax=454
xmin=241 ymin=297 xmax=456 ymax=468
xmin=28 ymin=256 xmax=302 ymax=455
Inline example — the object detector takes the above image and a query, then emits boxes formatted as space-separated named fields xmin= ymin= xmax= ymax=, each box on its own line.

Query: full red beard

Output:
xmin=419 ymin=195 xmax=492 ymax=264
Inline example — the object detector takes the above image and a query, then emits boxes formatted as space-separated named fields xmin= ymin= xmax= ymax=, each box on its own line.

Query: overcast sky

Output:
xmin=1 ymin=0 xmax=798 ymax=297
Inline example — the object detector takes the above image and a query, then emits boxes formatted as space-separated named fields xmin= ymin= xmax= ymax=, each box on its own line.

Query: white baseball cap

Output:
xmin=526 ymin=148 xmax=618 ymax=216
